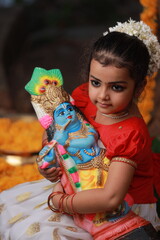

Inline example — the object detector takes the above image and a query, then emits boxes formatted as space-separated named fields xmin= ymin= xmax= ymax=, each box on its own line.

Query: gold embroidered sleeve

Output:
xmin=111 ymin=157 xmax=137 ymax=168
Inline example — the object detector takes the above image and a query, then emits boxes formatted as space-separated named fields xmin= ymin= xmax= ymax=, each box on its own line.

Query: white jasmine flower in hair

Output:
xmin=103 ymin=19 xmax=160 ymax=76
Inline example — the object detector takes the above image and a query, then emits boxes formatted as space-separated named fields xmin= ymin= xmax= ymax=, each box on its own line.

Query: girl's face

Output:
xmin=88 ymin=59 xmax=135 ymax=115
xmin=54 ymin=102 xmax=77 ymax=126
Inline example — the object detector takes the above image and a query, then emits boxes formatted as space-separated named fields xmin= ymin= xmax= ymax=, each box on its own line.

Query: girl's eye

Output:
xmin=90 ymin=80 xmax=101 ymax=87
xmin=112 ymin=85 xmax=125 ymax=92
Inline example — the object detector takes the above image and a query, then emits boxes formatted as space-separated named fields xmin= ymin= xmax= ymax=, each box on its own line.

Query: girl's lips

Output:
xmin=67 ymin=116 xmax=72 ymax=119
xmin=98 ymin=102 xmax=112 ymax=108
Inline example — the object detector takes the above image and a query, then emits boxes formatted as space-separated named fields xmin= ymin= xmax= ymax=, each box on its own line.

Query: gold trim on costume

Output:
xmin=8 ymin=213 xmax=24 ymax=224
xmin=16 ymin=192 xmax=32 ymax=202
xmin=77 ymin=149 xmax=108 ymax=170
xmin=77 ymin=149 xmax=109 ymax=186
xmin=43 ymin=184 xmax=55 ymax=190
xmin=53 ymin=228 xmax=61 ymax=240
xmin=65 ymin=226 xmax=78 ymax=232
xmin=26 ymin=222 xmax=40 ymax=236
xmin=0 ymin=204 xmax=4 ymax=214
xmin=111 ymin=157 xmax=137 ymax=168
xmin=48 ymin=213 xmax=61 ymax=222
xmin=34 ymin=201 xmax=47 ymax=209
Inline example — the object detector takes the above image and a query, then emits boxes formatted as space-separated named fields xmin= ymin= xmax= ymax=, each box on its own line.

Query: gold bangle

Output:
xmin=65 ymin=195 xmax=72 ymax=215
xmin=70 ymin=193 xmax=77 ymax=215
xmin=48 ymin=191 xmax=63 ymax=213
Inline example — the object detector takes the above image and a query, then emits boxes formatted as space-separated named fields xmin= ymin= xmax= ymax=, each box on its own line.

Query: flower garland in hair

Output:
xmin=103 ymin=19 xmax=160 ymax=76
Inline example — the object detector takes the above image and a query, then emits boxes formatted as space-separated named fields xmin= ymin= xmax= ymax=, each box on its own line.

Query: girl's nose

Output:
xmin=99 ymin=88 xmax=110 ymax=100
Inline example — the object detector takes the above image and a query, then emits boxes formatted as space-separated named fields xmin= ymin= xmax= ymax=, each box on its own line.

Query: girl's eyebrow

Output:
xmin=90 ymin=75 xmax=100 ymax=81
xmin=90 ymin=75 xmax=128 ymax=84
xmin=109 ymin=81 xmax=128 ymax=84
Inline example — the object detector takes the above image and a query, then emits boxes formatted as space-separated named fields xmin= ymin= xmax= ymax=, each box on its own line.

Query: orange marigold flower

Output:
xmin=139 ymin=0 xmax=158 ymax=124
xmin=0 ymin=118 xmax=44 ymax=154
xmin=0 ymin=158 xmax=43 ymax=192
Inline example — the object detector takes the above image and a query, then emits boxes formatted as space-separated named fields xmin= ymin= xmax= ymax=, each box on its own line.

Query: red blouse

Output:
xmin=72 ymin=83 xmax=156 ymax=204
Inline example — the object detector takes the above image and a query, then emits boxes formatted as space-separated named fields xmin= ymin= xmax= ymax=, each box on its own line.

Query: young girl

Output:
xmin=40 ymin=19 xmax=160 ymax=230
xmin=27 ymin=68 xmax=156 ymax=239
xmin=0 ymin=19 xmax=160 ymax=240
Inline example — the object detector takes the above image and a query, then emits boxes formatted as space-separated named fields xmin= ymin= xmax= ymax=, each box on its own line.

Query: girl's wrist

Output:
xmin=48 ymin=191 xmax=63 ymax=212
xmin=48 ymin=191 xmax=77 ymax=215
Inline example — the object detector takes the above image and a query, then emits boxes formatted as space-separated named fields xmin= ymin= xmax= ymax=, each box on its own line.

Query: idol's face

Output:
xmin=54 ymin=102 xmax=77 ymax=126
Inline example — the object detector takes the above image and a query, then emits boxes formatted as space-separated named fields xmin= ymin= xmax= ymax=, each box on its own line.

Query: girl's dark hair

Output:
xmin=85 ymin=31 xmax=150 ymax=92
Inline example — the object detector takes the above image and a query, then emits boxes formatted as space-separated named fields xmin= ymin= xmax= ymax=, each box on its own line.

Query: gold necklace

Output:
xmin=68 ymin=121 xmax=93 ymax=139
xmin=101 ymin=111 xmax=129 ymax=119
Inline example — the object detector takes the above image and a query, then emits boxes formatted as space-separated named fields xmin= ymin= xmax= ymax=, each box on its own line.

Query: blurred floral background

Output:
xmin=0 ymin=0 xmax=160 ymax=191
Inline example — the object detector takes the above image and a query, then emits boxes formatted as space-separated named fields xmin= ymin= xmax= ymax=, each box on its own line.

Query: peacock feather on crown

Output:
xmin=25 ymin=67 xmax=74 ymax=129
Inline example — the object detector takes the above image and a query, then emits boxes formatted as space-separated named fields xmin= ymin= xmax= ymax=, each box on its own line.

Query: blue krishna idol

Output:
xmin=25 ymin=68 xmax=148 ymax=240
xmin=25 ymin=67 xmax=109 ymax=193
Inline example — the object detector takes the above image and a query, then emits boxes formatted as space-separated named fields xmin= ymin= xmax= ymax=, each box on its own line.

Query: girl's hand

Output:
xmin=54 ymin=181 xmax=64 ymax=193
xmin=51 ymin=182 xmax=64 ymax=210
xmin=38 ymin=166 xmax=62 ymax=182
